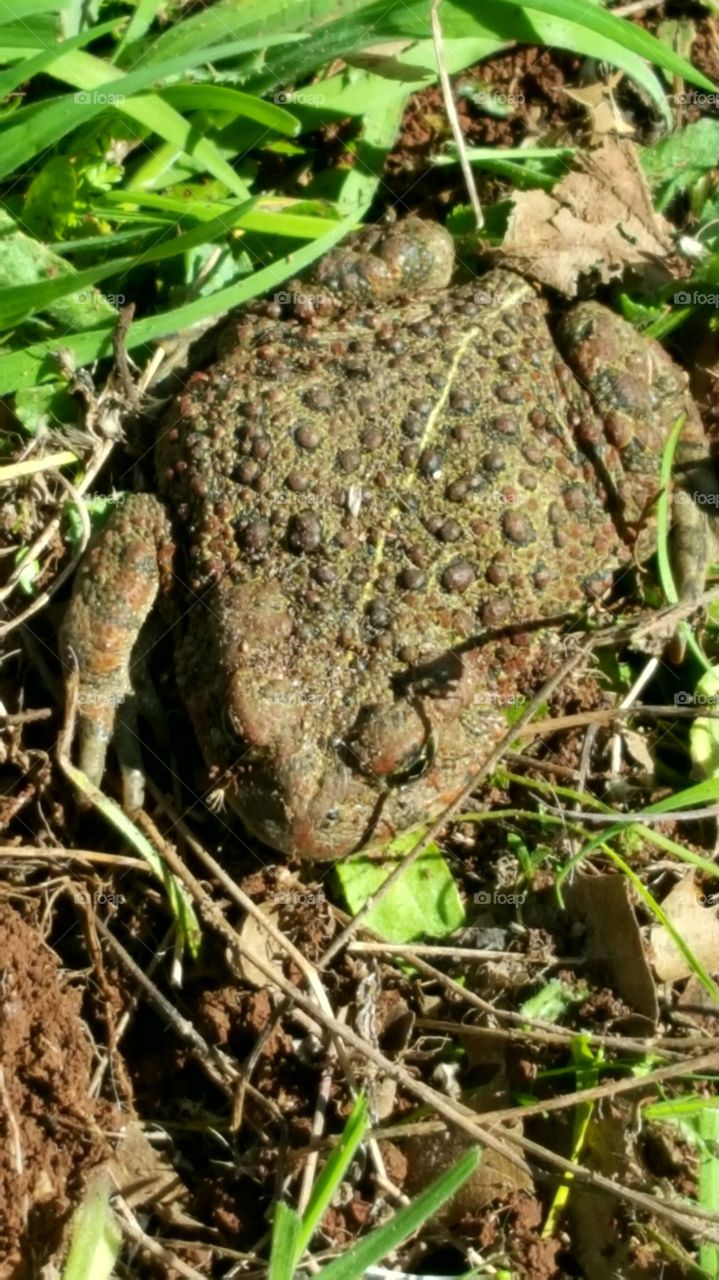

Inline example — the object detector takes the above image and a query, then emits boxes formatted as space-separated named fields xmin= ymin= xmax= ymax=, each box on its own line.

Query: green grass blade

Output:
xmin=0 ymin=200 xmax=344 ymax=329
xmin=0 ymin=0 xmax=60 ymax=22
xmin=101 ymin=196 xmax=338 ymax=241
xmin=0 ymin=96 xmax=93 ymax=180
xmin=132 ymin=93 xmax=249 ymax=197
xmin=268 ymin=1202 xmax=302 ymax=1280
xmin=61 ymin=1171 xmax=121 ymax=1280
xmin=43 ymin=49 xmax=250 ymax=196
xmin=115 ymin=0 xmax=162 ymax=55
xmin=0 ymin=20 xmax=117 ymax=98
xmin=137 ymin=0 xmax=350 ymax=65
xmin=699 ymin=1105 xmax=719 ymax=1278
xmin=488 ymin=0 xmax=714 ymax=89
xmin=0 ymin=255 xmax=137 ymax=330
xmin=297 ymin=1095 xmax=369 ymax=1260
xmin=159 ymin=84 xmax=299 ymax=134
xmin=62 ymin=755 xmax=201 ymax=954
xmin=0 ymin=42 xmax=282 ymax=185
xmin=307 ymin=19 xmax=668 ymax=121
xmin=600 ymin=851 xmax=719 ymax=1005
xmin=0 ymin=211 xmax=359 ymax=392
xmin=317 ymin=1148 xmax=481 ymax=1278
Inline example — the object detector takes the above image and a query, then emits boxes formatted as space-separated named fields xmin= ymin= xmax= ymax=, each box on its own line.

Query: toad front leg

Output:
xmin=60 ymin=493 xmax=174 ymax=809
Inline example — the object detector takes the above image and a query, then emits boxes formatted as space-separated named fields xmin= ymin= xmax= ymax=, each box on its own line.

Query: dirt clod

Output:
xmin=0 ymin=900 xmax=104 ymax=1277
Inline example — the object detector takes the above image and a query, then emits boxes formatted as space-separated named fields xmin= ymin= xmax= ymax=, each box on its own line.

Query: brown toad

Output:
xmin=61 ymin=219 xmax=711 ymax=859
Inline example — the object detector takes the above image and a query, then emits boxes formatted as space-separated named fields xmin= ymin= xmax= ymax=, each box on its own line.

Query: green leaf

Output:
xmin=45 ymin=49 xmax=251 ymax=197
xmin=305 ymin=19 xmax=669 ymax=122
xmin=520 ymin=978 xmax=586 ymax=1023
xmin=13 ymin=550 xmax=41 ymax=595
xmin=642 ymin=118 xmax=719 ymax=210
xmin=0 ymin=15 xmax=61 ymax=50
xmin=98 ymin=190 xmax=336 ymax=240
xmin=136 ymin=0 xmax=335 ymax=64
xmin=62 ymin=753 xmax=202 ymax=955
xmin=0 ymin=208 xmax=118 ymax=331
xmin=115 ymin=0 xmax=162 ymax=54
xmin=335 ymin=838 xmax=465 ymax=943
xmin=689 ymin=668 xmax=719 ymax=780
xmin=0 ymin=253 xmax=137 ymax=330
xmin=22 ymin=154 xmax=76 ymax=240
xmin=14 ymin=383 xmax=80 ymax=434
xmin=293 ymin=37 xmax=503 ymax=118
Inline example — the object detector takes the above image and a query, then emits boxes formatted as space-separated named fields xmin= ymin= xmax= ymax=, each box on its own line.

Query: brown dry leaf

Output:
xmin=570 ymin=1100 xmax=655 ymax=1280
xmin=109 ymin=1122 xmax=197 ymax=1226
xmin=401 ymin=1082 xmax=533 ymax=1223
xmin=500 ymin=139 xmax=674 ymax=296
xmin=649 ymin=871 xmax=719 ymax=982
xmin=620 ymin=729 xmax=656 ymax=779
xmin=565 ymin=873 xmax=658 ymax=1024
xmin=236 ymin=906 xmax=285 ymax=989
xmin=563 ymin=73 xmax=634 ymax=140
xmin=677 ymin=972 xmax=719 ymax=1012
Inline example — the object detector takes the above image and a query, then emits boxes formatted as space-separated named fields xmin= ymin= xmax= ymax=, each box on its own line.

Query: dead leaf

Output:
xmin=401 ymin=1082 xmax=533 ymax=1223
xmin=500 ymin=139 xmax=674 ymax=296
xmin=677 ymin=972 xmax=719 ymax=1012
xmin=564 ymin=73 xmax=635 ymax=140
xmin=236 ymin=906 xmax=285 ymax=989
xmin=571 ymin=1100 xmax=653 ymax=1280
xmin=620 ymin=729 xmax=656 ymax=778
xmin=109 ymin=1122 xmax=194 ymax=1224
xmin=649 ymin=871 xmax=719 ymax=981
xmin=565 ymin=873 xmax=658 ymax=1024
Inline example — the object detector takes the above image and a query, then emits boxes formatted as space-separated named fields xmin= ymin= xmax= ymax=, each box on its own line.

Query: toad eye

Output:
xmin=386 ymin=734 xmax=436 ymax=788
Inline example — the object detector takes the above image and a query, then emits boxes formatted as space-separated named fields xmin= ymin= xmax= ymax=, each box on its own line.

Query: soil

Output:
xmin=0 ymin=900 xmax=106 ymax=1278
